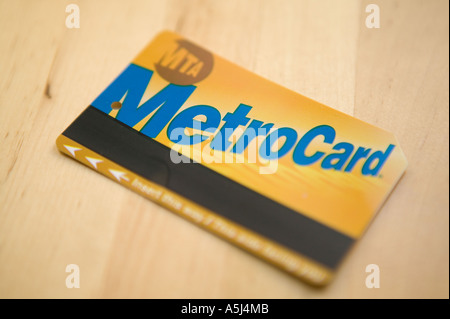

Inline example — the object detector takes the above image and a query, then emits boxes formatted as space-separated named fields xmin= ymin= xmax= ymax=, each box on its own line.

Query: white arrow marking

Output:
xmin=85 ymin=156 xmax=103 ymax=169
xmin=64 ymin=145 xmax=81 ymax=157
xmin=109 ymin=169 xmax=129 ymax=182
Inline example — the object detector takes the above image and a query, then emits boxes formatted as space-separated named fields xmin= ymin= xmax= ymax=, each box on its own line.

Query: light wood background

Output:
xmin=0 ymin=0 xmax=448 ymax=299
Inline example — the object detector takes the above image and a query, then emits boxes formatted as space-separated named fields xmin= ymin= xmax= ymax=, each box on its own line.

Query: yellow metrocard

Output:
xmin=56 ymin=31 xmax=407 ymax=285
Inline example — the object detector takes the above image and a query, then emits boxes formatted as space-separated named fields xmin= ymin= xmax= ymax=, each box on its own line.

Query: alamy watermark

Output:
xmin=365 ymin=264 xmax=380 ymax=288
xmin=365 ymin=4 xmax=380 ymax=29
xmin=65 ymin=4 xmax=80 ymax=29
xmin=65 ymin=264 xmax=80 ymax=288
xmin=168 ymin=123 xmax=280 ymax=174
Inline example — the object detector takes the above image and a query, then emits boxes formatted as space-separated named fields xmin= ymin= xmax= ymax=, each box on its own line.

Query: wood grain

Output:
xmin=0 ymin=0 xmax=448 ymax=298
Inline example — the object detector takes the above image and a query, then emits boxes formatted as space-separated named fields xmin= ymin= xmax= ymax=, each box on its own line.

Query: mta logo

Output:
xmin=155 ymin=39 xmax=213 ymax=85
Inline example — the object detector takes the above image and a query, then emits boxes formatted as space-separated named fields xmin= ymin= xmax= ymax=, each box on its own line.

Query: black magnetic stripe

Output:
xmin=62 ymin=106 xmax=354 ymax=269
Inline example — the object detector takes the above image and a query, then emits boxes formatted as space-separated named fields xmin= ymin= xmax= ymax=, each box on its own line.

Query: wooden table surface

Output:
xmin=0 ymin=0 xmax=448 ymax=299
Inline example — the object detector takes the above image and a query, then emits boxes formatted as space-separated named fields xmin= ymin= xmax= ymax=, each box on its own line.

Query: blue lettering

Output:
xmin=362 ymin=144 xmax=395 ymax=176
xmin=91 ymin=64 xmax=394 ymax=175
xmin=321 ymin=142 xmax=354 ymax=170
xmin=293 ymin=125 xmax=336 ymax=166
xmin=92 ymin=63 xmax=195 ymax=138
xmin=210 ymin=104 xmax=252 ymax=151
xmin=167 ymin=105 xmax=221 ymax=145
xmin=259 ymin=127 xmax=298 ymax=160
